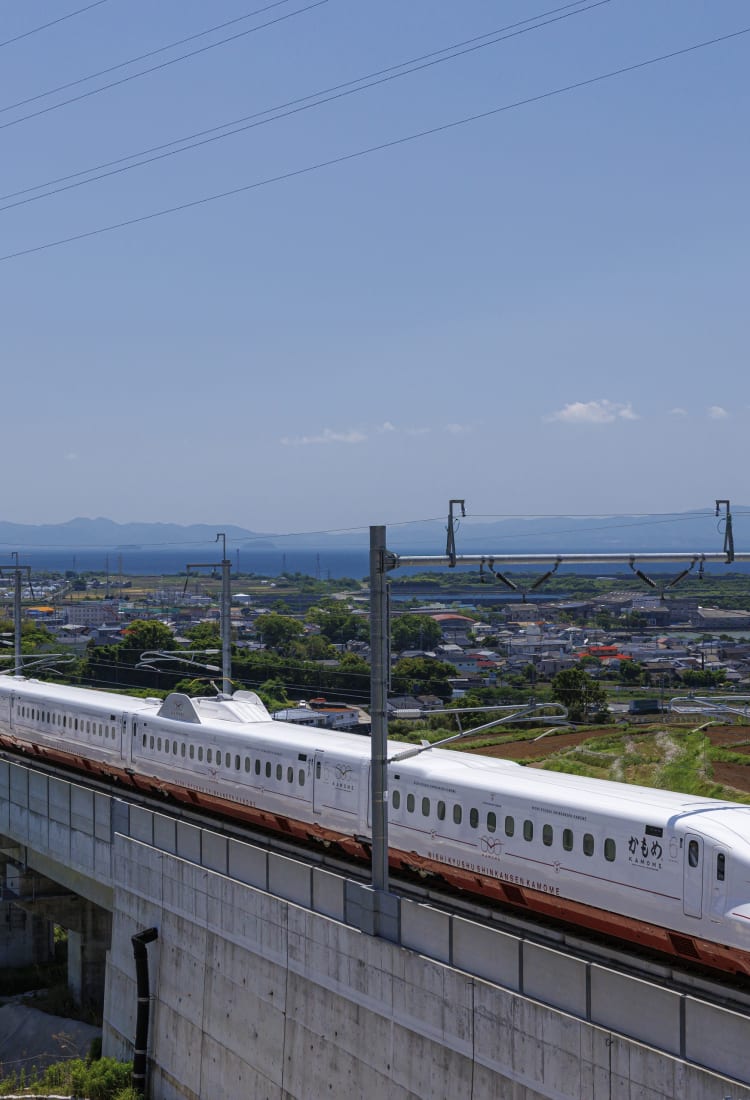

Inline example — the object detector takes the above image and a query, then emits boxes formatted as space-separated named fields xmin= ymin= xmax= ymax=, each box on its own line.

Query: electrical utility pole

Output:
xmin=184 ymin=533 xmax=232 ymax=694
xmin=0 ymin=555 xmax=33 ymax=677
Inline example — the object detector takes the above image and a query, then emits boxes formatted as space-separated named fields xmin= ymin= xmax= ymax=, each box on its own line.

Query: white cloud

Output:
xmin=546 ymin=399 xmax=639 ymax=424
xmin=669 ymin=407 xmax=688 ymax=417
xmin=377 ymin=421 xmax=396 ymax=433
xmin=708 ymin=405 xmax=729 ymax=420
xmin=280 ymin=427 xmax=367 ymax=446
xmin=445 ymin=422 xmax=473 ymax=435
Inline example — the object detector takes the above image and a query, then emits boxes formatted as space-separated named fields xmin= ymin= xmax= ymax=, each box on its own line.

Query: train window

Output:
xmin=157 ymin=738 xmax=162 ymax=752
xmin=688 ymin=840 xmax=700 ymax=868
xmin=149 ymin=736 xmax=154 ymax=750
xmin=215 ymin=750 xmax=221 ymax=765
xmin=298 ymin=769 xmax=305 ymax=786
xmin=276 ymin=764 xmax=283 ymax=781
xmin=316 ymin=761 xmax=321 ymax=779
xmin=437 ymin=801 xmax=446 ymax=821
xmin=266 ymin=762 xmax=272 ymax=779
xmin=86 ymin=721 xmax=90 ymax=733
xmin=255 ymin=759 xmax=261 ymax=775
xmin=173 ymin=742 xmax=178 ymax=756
xmin=583 ymin=834 xmax=594 ymax=857
xmin=74 ymin=719 xmax=78 ymax=731
xmin=523 ymin=820 xmax=533 ymax=842
xmin=166 ymin=739 xmax=171 ymax=754
xmin=236 ymin=755 xmax=241 ymax=771
xmin=189 ymin=745 xmax=195 ymax=760
xmin=453 ymin=804 xmax=462 ymax=825
xmin=181 ymin=743 xmax=186 ymax=758
xmin=198 ymin=747 xmax=203 ymax=762
xmin=287 ymin=766 xmax=293 ymax=783
xmin=392 ymin=790 xmax=401 ymax=810
xmin=505 ymin=816 xmax=515 ymax=837
xmin=206 ymin=749 xmax=212 ymax=763
xmin=469 ymin=808 xmax=479 ymax=829
xmin=142 ymin=735 xmax=147 ymax=747
xmin=562 ymin=829 xmax=573 ymax=851
xmin=487 ymin=812 xmax=496 ymax=833
xmin=406 ymin=793 xmax=415 ymax=813
xmin=63 ymin=716 xmax=67 ymax=728
xmin=717 ymin=853 xmax=726 ymax=881
xmin=422 ymin=797 xmax=430 ymax=817
xmin=604 ymin=838 xmax=616 ymax=862
xmin=245 ymin=757 xmax=251 ymax=773
xmin=543 ymin=824 xmax=553 ymax=847
xmin=98 ymin=724 xmax=103 ymax=736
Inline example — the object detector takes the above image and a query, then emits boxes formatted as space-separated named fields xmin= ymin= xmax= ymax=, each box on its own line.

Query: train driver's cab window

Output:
xmin=688 ymin=839 xmax=700 ymax=868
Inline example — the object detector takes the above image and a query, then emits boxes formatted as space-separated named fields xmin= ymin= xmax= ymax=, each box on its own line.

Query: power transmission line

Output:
xmin=0 ymin=0 xmax=611 ymax=214
xmin=0 ymin=0 xmax=326 ymax=133
xmin=0 ymin=0 xmax=112 ymax=50
xmin=1 ymin=26 xmax=746 ymax=264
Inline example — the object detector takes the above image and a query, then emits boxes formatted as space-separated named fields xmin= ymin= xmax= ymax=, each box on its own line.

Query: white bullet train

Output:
xmin=1 ymin=674 xmax=749 ymax=978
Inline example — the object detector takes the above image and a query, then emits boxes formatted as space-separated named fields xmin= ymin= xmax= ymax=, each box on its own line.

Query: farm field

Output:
xmin=463 ymin=723 xmax=750 ymax=802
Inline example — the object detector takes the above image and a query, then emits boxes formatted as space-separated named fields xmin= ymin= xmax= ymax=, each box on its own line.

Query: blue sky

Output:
xmin=1 ymin=0 xmax=747 ymax=534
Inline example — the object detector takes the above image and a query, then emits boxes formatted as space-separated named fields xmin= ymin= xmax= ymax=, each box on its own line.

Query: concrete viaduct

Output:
xmin=1 ymin=755 xmax=749 ymax=1100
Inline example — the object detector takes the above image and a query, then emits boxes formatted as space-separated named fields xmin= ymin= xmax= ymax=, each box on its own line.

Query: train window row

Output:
xmin=140 ymin=733 xmax=307 ymax=787
xmin=390 ymin=789 xmax=616 ymax=861
xmin=17 ymin=703 xmax=117 ymax=740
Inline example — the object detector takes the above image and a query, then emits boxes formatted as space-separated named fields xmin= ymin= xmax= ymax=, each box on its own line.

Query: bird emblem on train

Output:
xmin=333 ymin=763 xmax=355 ymax=792
xmin=480 ymin=835 xmax=503 ymax=858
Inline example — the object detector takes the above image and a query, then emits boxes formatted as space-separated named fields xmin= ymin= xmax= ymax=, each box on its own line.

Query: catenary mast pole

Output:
xmin=217 ymin=533 xmax=232 ymax=695
xmin=370 ymin=525 xmax=390 ymax=894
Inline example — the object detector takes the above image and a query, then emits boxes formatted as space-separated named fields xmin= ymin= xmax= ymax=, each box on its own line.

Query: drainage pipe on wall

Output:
xmin=131 ymin=927 xmax=159 ymax=1098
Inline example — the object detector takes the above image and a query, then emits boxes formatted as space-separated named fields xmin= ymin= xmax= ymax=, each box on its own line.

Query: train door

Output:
xmin=683 ymin=833 xmax=704 ymax=918
xmin=312 ymin=752 xmax=325 ymax=815
xmin=710 ymin=847 xmax=728 ymax=919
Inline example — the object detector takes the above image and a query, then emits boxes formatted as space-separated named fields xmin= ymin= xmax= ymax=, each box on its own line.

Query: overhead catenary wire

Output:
xmin=1 ymin=25 xmax=747 ymax=264
xmin=0 ymin=0 xmax=327 ymax=134
xmin=0 ymin=0 xmax=610 ymax=212
xmin=0 ymin=0 xmax=112 ymax=50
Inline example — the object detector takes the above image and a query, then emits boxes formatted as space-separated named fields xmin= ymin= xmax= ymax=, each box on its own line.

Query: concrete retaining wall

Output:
xmin=2 ymin=758 xmax=750 ymax=1097
xmin=104 ymin=835 xmax=750 ymax=1100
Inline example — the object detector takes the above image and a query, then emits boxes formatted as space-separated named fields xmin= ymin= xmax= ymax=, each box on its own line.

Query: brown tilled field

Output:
xmin=463 ymin=723 xmax=750 ymax=797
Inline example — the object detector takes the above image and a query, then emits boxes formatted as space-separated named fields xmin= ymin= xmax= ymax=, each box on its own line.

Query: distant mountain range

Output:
xmin=0 ymin=509 xmax=745 ymax=556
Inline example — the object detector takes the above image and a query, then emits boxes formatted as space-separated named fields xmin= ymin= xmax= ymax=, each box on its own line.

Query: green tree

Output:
xmin=618 ymin=660 xmax=643 ymax=685
xmin=255 ymin=612 xmax=304 ymax=654
xmin=306 ymin=604 xmax=368 ymax=645
xmin=550 ymin=667 xmax=608 ymax=723
xmin=391 ymin=657 xmax=455 ymax=702
xmin=122 ymin=619 xmax=176 ymax=654
xmin=183 ymin=622 xmax=221 ymax=649
xmin=391 ymin=614 xmax=442 ymax=652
